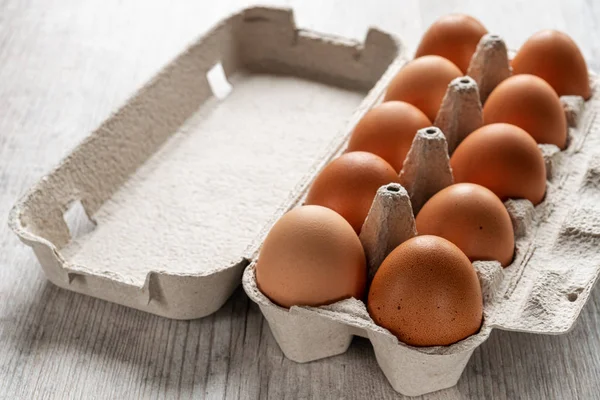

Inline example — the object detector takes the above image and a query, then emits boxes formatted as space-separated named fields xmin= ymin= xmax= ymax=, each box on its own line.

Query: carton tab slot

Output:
xmin=206 ymin=62 xmax=233 ymax=100
xmin=63 ymin=200 xmax=96 ymax=241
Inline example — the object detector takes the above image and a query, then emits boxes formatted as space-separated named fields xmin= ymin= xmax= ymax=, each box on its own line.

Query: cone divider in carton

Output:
xmin=399 ymin=126 xmax=454 ymax=214
xmin=467 ymin=33 xmax=511 ymax=103
xmin=359 ymin=183 xmax=416 ymax=280
xmin=504 ymin=199 xmax=537 ymax=239
xmin=538 ymin=143 xmax=563 ymax=180
xmin=434 ymin=76 xmax=483 ymax=154
xmin=561 ymin=95 xmax=585 ymax=127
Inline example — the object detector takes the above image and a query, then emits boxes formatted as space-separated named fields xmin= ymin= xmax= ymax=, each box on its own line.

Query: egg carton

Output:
xmin=9 ymin=6 xmax=600 ymax=395
xmin=242 ymin=34 xmax=600 ymax=396
xmin=8 ymin=7 xmax=403 ymax=319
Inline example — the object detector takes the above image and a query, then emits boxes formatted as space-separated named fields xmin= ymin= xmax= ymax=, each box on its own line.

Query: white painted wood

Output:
xmin=0 ymin=0 xmax=598 ymax=398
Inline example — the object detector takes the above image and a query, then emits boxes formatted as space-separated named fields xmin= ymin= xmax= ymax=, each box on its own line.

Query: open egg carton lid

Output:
xmin=242 ymin=33 xmax=600 ymax=396
xmin=8 ymin=6 xmax=404 ymax=319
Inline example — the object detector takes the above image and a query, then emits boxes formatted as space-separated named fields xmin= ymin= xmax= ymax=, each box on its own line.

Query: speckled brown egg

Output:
xmin=346 ymin=101 xmax=431 ymax=173
xmin=368 ymin=235 xmax=483 ymax=347
xmin=305 ymin=151 xmax=400 ymax=233
xmin=256 ymin=205 xmax=366 ymax=308
xmin=512 ymin=30 xmax=591 ymax=100
xmin=415 ymin=14 xmax=488 ymax=73
xmin=450 ymin=123 xmax=546 ymax=205
xmin=416 ymin=183 xmax=515 ymax=267
xmin=384 ymin=55 xmax=463 ymax=121
xmin=483 ymin=74 xmax=567 ymax=149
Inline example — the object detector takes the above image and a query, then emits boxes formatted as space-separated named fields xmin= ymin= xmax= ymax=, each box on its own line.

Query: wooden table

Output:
xmin=1 ymin=0 xmax=599 ymax=398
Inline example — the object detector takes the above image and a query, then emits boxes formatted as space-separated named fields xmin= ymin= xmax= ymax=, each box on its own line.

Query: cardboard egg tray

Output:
xmin=242 ymin=35 xmax=600 ymax=396
xmin=8 ymin=6 xmax=600 ymax=397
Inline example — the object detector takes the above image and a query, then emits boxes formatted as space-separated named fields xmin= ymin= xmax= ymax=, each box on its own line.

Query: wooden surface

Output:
xmin=1 ymin=0 xmax=599 ymax=398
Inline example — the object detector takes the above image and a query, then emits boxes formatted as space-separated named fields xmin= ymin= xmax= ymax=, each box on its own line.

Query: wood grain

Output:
xmin=1 ymin=0 xmax=599 ymax=399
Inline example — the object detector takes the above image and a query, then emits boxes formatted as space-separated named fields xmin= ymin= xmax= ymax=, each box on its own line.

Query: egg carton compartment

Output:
xmin=8 ymin=6 xmax=403 ymax=319
xmin=243 ymin=33 xmax=600 ymax=396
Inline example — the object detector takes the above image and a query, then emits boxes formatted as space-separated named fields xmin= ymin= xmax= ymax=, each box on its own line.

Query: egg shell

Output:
xmin=483 ymin=74 xmax=567 ymax=149
xmin=305 ymin=151 xmax=400 ymax=233
xmin=384 ymin=55 xmax=463 ymax=121
xmin=256 ymin=205 xmax=366 ymax=308
xmin=512 ymin=30 xmax=591 ymax=100
xmin=367 ymin=235 xmax=483 ymax=347
xmin=450 ymin=123 xmax=547 ymax=205
xmin=416 ymin=14 xmax=488 ymax=74
xmin=346 ymin=101 xmax=431 ymax=172
xmin=416 ymin=183 xmax=515 ymax=266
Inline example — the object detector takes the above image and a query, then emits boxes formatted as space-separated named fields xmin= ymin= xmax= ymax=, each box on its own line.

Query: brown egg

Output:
xmin=368 ymin=235 xmax=483 ymax=347
xmin=346 ymin=101 xmax=431 ymax=173
xmin=256 ymin=205 xmax=366 ymax=308
xmin=416 ymin=183 xmax=514 ymax=267
xmin=450 ymin=123 xmax=546 ymax=205
xmin=512 ymin=30 xmax=591 ymax=100
xmin=483 ymin=74 xmax=567 ymax=149
xmin=415 ymin=14 xmax=488 ymax=73
xmin=384 ymin=55 xmax=463 ymax=121
xmin=305 ymin=151 xmax=399 ymax=233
